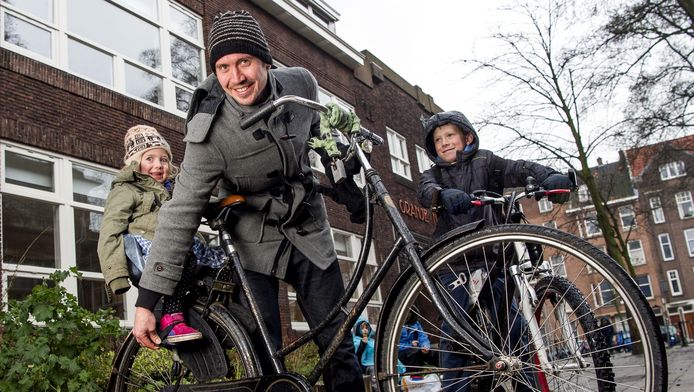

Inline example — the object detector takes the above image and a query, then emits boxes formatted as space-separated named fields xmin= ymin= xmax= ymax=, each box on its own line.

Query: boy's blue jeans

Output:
xmin=437 ymin=268 xmax=535 ymax=392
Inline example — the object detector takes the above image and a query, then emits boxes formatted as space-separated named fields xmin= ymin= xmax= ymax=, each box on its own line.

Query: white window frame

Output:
xmin=618 ymin=205 xmax=636 ymax=230
xmin=549 ymin=255 xmax=566 ymax=277
xmin=659 ymin=160 xmax=686 ymax=181
xmin=543 ymin=220 xmax=557 ymax=230
xmin=0 ymin=142 xmax=134 ymax=322
xmin=634 ymin=275 xmax=654 ymax=299
xmin=386 ymin=127 xmax=411 ymax=180
xmin=578 ymin=185 xmax=590 ymax=203
xmin=658 ymin=233 xmax=675 ymax=261
xmin=627 ymin=240 xmax=646 ymax=266
xmin=583 ymin=213 xmax=601 ymax=237
xmin=685 ymin=228 xmax=694 ymax=257
xmin=415 ymin=145 xmax=433 ymax=174
xmin=0 ymin=0 xmax=204 ymax=116
xmin=538 ymin=198 xmax=553 ymax=213
xmin=667 ymin=269 xmax=683 ymax=296
xmin=591 ymin=281 xmax=614 ymax=307
xmin=675 ymin=191 xmax=694 ymax=219
xmin=649 ymin=197 xmax=665 ymax=224
xmin=287 ymin=228 xmax=381 ymax=330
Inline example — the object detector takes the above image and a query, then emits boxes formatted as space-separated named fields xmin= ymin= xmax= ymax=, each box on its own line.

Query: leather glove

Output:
xmin=541 ymin=174 xmax=572 ymax=203
xmin=440 ymin=189 xmax=471 ymax=215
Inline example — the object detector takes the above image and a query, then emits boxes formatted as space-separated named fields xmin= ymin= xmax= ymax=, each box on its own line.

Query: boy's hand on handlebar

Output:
xmin=440 ymin=189 xmax=472 ymax=215
xmin=320 ymin=103 xmax=361 ymax=136
xmin=541 ymin=174 xmax=573 ymax=203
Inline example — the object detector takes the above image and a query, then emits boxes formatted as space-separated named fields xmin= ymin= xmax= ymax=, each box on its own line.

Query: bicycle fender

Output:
xmin=175 ymin=308 xmax=229 ymax=381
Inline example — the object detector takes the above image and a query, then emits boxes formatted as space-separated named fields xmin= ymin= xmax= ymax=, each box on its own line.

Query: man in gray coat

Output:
xmin=132 ymin=10 xmax=364 ymax=391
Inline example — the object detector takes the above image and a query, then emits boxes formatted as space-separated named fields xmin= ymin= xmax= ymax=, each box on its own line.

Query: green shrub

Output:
xmin=286 ymin=342 xmax=320 ymax=378
xmin=0 ymin=268 xmax=123 ymax=391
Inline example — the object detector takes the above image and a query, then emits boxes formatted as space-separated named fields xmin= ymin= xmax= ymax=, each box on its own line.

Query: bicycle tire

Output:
xmin=110 ymin=302 xmax=261 ymax=391
xmin=376 ymin=224 xmax=666 ymax=392
xmin=533 ymin=275 xmax=614 ymax=391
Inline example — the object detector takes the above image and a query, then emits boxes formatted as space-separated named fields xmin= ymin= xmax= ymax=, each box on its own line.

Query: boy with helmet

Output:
xmin=417 ymin=110 xmax=572 ymax=391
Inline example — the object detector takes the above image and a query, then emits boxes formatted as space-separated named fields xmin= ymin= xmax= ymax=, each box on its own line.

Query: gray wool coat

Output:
xmin=140 ymin=67 xmax=336 ymax=296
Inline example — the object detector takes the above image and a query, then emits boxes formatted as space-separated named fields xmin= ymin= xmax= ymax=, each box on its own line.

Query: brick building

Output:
xmin=522 ymin=135 xmax=694 ymax=342
xmin=0 ymin=0 xmax=442 ymax=340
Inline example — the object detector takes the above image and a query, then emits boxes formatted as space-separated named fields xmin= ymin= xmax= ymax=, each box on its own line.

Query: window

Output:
xmin=649 ymin=197 xmax=665 ymax=224
xmin=543 ymin=220 xmax=557 ymax=230
xmin=618 ymin=205 xmax=636 ymax=230
xmin=675 ymin=191 xmax=694 ymax=219
xmin=591 ymin=281 xmax=615 ymax=307
xmin=667 ymin=270 xmax=683 ymax=296
xmin=583 ymin=212 xmax=601 ymax=237
xmin=627 ymin=240 xmax=645 ymax=266
xmin=550 ymin=255 xmax=566 ymax=277
xmin=386 ymin=127 xmax=411 ymax=180
xmin=658 ymin=233 xmax=675 ymax=261
xmin=659 ymin=160 xmax=686 ymax=180
xmin=1 ymin=0 xmax=204 ymax=114
xmin=538 ymin=198 xmax=553 ymax=213
xmin=634 ymin=275 xmax=654 ymax=299
xmin=685 ymin=228 xmax=694 ymax=257
xmin=415 ymin=145 xmax=433 ymax=174
xmin=578 ymin=185 xmax=590 ymax=203
xmin=1 ymin=143 xmax=125 ymax=318
xmin=286 ymin=229 xmax=381 ymax=330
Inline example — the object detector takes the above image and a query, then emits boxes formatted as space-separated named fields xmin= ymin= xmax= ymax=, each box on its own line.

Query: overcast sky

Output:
xmin=326 ymin=0 xmax=624 ymax=166
xmin=328 ymin=0 xmax=502 ymax=118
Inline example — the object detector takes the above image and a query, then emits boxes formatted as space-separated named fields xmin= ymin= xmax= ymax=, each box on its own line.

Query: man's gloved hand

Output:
xmin=440 ymin=189 xmax=471 ymax=215
xmin=541 ymin=173 xmax=573 ymax=203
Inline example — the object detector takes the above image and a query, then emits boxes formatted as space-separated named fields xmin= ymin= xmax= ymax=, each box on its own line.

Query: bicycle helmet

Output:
xmin=423 ymin=111 xmax=476 ymax=158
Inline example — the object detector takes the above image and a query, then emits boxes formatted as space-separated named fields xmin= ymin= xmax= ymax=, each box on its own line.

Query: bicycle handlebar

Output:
xmin=238 ymin=95 xmax=384 ymax=145
xmin=469 ymin=188 xmax=572 ymax=207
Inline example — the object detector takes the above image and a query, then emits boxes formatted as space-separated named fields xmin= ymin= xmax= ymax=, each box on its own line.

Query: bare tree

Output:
xmin=598 ymin=0 xmax=694 ymax=143
xmin=466 ymin=0 xmax=636 ymax=274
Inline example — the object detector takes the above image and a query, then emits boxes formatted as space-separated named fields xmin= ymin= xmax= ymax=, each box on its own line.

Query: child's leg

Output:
xmin=160 ymin=256 xmax=202 ymax=344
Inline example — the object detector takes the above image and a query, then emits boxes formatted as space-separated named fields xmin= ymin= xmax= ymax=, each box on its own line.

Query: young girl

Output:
xmin=98 ymin=125 xmax=224 ymax=344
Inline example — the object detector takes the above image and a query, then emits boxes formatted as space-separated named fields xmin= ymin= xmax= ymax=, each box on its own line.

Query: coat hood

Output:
xmin=423 ymin=110 xmax=479 ymax=160
xmin=353 ymin=316 xmax=374 ymax=339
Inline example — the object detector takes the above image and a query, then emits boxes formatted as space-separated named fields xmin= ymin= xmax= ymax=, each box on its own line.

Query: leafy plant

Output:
xmin=0 ymin=268 xmax=123 ymax=391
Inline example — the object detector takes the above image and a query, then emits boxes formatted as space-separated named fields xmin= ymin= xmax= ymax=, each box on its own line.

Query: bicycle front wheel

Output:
xmin=109 ymin=302 xmax=261 ymax=391
xmin=376 ymin=224 xmax=666 ymax=392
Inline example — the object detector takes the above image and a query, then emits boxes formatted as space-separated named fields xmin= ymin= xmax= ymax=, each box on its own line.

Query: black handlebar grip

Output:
xmin=359 ymin=127 xmax=384 ymax=145
xmin=239 ymin=101 xmax=276 ymax=130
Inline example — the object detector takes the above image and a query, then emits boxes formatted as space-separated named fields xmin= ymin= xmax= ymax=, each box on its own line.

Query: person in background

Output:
xmin=131 ymin=10 xmax=364 ymax=391
xmin=98 ymin=125 xmax=224 ymax=344
xmin=398 ymin=306 xmax=438 ymax=372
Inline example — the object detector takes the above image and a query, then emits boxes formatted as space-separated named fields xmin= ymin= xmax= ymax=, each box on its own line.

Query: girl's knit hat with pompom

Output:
xmin=123 ymin=125 xmax=172 ymax=166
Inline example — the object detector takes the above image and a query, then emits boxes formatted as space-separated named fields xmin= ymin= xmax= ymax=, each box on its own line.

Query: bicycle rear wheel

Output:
xmin=109 ymin=303 xmax=261 ymax=391
xmin=376 ymin=224 xmax=666 ymax=392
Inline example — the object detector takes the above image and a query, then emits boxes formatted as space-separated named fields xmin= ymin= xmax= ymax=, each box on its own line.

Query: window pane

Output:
xmin=338 ymin=260 xmax=358 ymax=300
xmin=117 ymin=0 xmax=158 ymax=20
xmin=170 ymin=35 xmax=201 ymax=86
xmin=125 ymin=62 xmax=162 ymax=104
xmin=2 ymin=194 xmax=57 ymax=267
xmin=175 ymin=86 xmax=192 ymax=112
xmin=6 ymin=276 xmax=45 ymax=300
xmin=77 ymin=278 xmax=125 ymax=318
xmin=5 ymin=150 xmax=54 ymax=191
xmin=635 ymin=275 xmax=652 ymax=298
xmin=362 ymin=265 xmax=380 ymax=302
xmin=72 ymin=164 xmax=114 ymax=206
xmin=333 ymin=232 xmax=352 ymax=258
xmin=4 ymin=0 xmax=53 ymax=22
xmin=3 ymin=13 xmax=51 ymax=58
xmin=67 ymin=38 xmax=113 ymax=86
xmin=169 ymin=5 xmax=198 ymax=39
xmin=74 ymin=208 xmax=101 ymax=272
xmin=68 ymin=0 xmax=160 ymax=69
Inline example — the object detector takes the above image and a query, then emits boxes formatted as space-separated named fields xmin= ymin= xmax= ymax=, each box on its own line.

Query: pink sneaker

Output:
xmin=159 ymin=313 xmax=203 ymax=344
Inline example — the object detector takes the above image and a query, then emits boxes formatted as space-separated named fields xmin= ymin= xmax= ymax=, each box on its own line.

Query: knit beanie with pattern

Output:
xmin=208 ymin=10 xmax=272 ymax=70
xmin=123 ymin=125 xmax=172 ymax=166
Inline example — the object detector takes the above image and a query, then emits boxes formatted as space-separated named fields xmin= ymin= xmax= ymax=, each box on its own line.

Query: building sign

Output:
xmin=398 ymin=199 xmax=431 ymax=223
